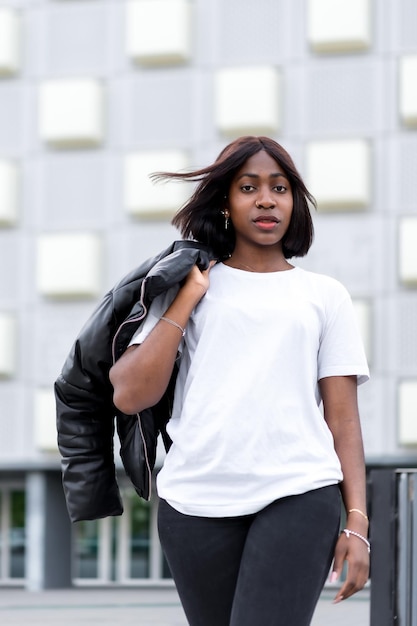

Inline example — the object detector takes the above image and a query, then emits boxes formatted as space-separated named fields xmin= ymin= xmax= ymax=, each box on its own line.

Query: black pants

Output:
xmin=158 ymin=485 xmax=341 ymax=626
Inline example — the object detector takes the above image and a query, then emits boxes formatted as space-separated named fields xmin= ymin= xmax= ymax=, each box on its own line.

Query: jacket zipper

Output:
xmin=111 ymin=278 xmax=148 ymax=363
xmin=111 ymin=278 xmax=153 ymax=500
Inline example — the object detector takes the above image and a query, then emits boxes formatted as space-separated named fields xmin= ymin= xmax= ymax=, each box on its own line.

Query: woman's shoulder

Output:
xmin=295 ymin=267 xmax=351 ymax=299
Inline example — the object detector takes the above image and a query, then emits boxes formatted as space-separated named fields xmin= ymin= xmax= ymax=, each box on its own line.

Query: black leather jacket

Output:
xmin=55 ymin=240 xmax=214 ymax=522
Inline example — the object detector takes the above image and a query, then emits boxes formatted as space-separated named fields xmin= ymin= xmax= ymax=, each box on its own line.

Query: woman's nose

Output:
xmin=256 ymin=191 xmax=276 ymax=208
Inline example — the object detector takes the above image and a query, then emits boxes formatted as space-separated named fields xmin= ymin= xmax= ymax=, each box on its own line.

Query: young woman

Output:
xmin=109 ymin=136 xmax=370 ymax=626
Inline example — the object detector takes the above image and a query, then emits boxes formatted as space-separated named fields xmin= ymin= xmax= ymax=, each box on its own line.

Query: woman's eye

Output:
xmin=241 ymin=185 xmax=254 ymax=192
xmin=275 ymin=185 xmax=287 ymax=193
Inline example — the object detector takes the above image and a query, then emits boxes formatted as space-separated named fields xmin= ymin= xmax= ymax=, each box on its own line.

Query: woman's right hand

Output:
xmin=182 ymin=260 xmax=216 ymax=304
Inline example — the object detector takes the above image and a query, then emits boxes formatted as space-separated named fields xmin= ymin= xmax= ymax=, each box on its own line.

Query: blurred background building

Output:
xmin=0 ymin=0 xmax=416 ymax=590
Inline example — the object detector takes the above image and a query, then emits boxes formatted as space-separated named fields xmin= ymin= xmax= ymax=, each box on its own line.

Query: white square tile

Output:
xmin=215 ymin=66 xmax=281 ymax=137
xmin=124 ymin=150 xmax=189 ymax=217
xmin=308 ymin=0 xmax=371 ymax=53
xmin=306 ymin=139 xmax=371 ymax=210
xmin=34 ymin=388 xmax=59 ymax=452
xmin=126 ymin=0 xmax=192 ymax=65
xmin=352 ymin=299 xmax=372 ymax=364
xmin=0 ymin=160 xmax=19 ymax=226
xmin=37 ymin=232 xmax=102 ymax=298
xmin=0 ymin=8 xmax=20 ymax=76
xmin=39 ymin=78 xmax=105 ymax=148
xmin=399 ymin=217 xmax=417 ymax=286
xmin=399 ymin=55 xmax=417 ymax=127
xmin=398 ymin=380 xmax=417 ymax=445
xmin=0 ymin=312 xmax=16 ymax=378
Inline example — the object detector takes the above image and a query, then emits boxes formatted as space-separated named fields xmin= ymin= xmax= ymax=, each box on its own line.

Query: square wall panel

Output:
xmin=399 ymin=217 xmax=417 ymax=286
xmin=39 ymin=79 xmax=105 ymax=148
xmin=308 ymin=0 xmax=371 ymax=53
xmin=34 ymin=388 xmax=59 ymax=452
xmin=0 ymin=160 xmax=18 ymax=226
xmin=0 ymin=8 xmax=20 ymax=77
xmin=0 ymin=312 xmax=16 ymax=377
xmin=215 ymin=66 xmax=281 ymax=137
xmin=124 ymin=150 xmax=189 ymax=218
xmin=306 ymin=139 xmax=371 ymax=211
xmin=126 ymin=0 xmax=192 ymax=65
xmin=399 ymin=55 xmax=417 ymax=127
xmin=37 ymin=232 xmax=102 ymax=298
xmin=398 ymin=380 xmax=417 ymax=445
xmin=352 ymin=299 xmax=372 ymax=364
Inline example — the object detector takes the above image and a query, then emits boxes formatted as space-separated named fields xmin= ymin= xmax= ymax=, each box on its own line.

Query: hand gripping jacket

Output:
xmin=55 ymin=240 xmax=215 ymax=522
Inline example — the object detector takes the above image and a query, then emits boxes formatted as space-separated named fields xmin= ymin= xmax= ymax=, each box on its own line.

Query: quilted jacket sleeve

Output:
xmin=55 ymin=374 xmax=123 ymax=521
xmin=55 ymin=288 xmax=128 ymax=522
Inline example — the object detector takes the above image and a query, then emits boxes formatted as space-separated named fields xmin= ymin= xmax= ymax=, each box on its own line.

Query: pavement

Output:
xmin=0 ymin=584 xmax=370 ymax=625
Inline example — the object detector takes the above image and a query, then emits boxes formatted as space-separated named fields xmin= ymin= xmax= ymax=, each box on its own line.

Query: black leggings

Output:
xmin=158 ymin=485 xmax=341 ymax=626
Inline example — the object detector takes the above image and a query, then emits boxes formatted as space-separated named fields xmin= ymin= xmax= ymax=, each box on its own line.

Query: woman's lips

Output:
xmin=253 ymin=216 xmax=279 ymax=230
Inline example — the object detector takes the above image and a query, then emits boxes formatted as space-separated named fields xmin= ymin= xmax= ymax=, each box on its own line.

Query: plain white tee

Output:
xmin=130 ymin=262 xmax=369 ymax=517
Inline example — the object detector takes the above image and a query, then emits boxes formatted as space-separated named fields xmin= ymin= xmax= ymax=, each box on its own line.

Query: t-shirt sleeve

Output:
xmin=318 ymin=289 xmax=370 ymax=385
xmin=128 ymin=285 xmax=181 ymax=347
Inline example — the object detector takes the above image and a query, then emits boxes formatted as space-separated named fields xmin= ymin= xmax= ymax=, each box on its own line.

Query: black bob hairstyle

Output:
xmin=152 ymin=136 xmax=315 ymax=260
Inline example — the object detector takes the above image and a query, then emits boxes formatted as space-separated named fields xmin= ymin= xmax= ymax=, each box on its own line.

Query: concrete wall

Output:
xmin=0 ymin=0 xmax=416 ymax=472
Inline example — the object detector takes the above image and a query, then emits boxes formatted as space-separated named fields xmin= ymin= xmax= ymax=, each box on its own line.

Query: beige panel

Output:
xmin=0 ymin=8 xmax=20 ymax=76
xmin=306 ymin=139 xmax=371 ymax=211
xmin=124 ymin=150 xmax=189 ymax=218
xmin=34 ymin=388 xmax=59 ymax=452
xmin=0 ymin=312 xmax=16 ymax=377
xmin=0 ymin=160 xmax=18 ymax=226
xmin=352 ymin=299 xmax=372 ymax=364
xmin=308 ymin=0 xmax=371 ymax=53
xmin=37 ymin=232 xmax=102 ymax=298
xmin=399 ymin=55 xmax=417 ymax=127
xmin=215 ymin=66 xmax=281 ymax=137
xmin=126 ymin=0 xmax=192 ymax=65
xmin=398 ymin=380 xmax=417 ymax=445
xmin=39 ymin=79 xmax=105 ymax=147
xmin=399 ymin=217 xmax=417 ymax=286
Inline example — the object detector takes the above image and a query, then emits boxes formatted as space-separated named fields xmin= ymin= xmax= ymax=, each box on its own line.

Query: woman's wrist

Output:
xmin=174 ymin=282 xmax=207 ymax=312
xmin=347 ymin=507 xmax=368 ymax=522
xmin=341 ymin=528 xmax=371 ymax=553
xmin=162 ymin=284 xmax=204 ymax=332
xmin=346 ymin=511 xmax=369 ymax=534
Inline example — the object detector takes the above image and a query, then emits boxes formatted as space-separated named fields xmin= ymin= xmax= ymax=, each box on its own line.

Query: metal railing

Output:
xmin=369 ymin=463 xmax=417 ymax=626
xmin=397 ymin=471 xmax=417 ymax=626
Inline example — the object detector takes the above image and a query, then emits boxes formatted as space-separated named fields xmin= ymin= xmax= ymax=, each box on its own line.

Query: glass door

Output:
xmin=73 ymin=489 xmax=168 ymax=584
xmin=0 ymin=485 xmax=26 ymax=583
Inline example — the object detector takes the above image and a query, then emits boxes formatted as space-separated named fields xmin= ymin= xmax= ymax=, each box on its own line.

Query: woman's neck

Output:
xmin=224 ymin=252 xmax=293 ymax=273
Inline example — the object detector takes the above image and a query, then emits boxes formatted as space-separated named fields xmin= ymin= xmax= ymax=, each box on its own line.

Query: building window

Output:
xmin=73 ymin=489 xmax=168 ymax=584
xmin=127 ymin=491 xmax=151 ymax=579
xmin=0 ymin=486 xmax=26 ymax=582
xmin=73 ymin=519 xmax=100 ymax=580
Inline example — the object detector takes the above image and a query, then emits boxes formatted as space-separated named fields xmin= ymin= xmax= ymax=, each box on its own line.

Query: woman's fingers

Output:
xmin=331 ymin=534 xmax=369 ymax=603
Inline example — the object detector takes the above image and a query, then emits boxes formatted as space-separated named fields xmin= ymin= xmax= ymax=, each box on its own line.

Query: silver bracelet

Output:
xmin=160 ymin=316 xmax=186 ymax=336
xmin=342 ymin=528 xmax=371 ymax=553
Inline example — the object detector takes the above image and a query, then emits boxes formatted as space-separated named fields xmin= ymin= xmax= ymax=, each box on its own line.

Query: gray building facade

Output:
xmin=0 ymin=0 xmax=416 ymax=588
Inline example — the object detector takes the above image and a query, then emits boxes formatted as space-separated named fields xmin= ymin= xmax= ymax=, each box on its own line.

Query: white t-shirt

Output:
xmin=130 ymin=263 xmax=369 ymax=517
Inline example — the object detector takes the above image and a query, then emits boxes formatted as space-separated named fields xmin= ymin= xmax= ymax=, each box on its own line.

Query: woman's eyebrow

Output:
xmin=236 ymin=172 xmax=288 ymax=181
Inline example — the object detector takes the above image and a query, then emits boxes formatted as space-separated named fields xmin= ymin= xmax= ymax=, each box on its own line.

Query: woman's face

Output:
xmin=226 ymin=150 xmax=294 ymax=254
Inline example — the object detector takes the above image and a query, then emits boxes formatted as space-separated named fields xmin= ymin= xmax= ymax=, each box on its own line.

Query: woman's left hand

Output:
xmin=330 ymin=531 xmax=370 ymax=603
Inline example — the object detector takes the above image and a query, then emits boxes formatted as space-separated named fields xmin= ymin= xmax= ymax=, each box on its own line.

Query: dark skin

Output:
xmin=110 ymin=150 xmax=369 ymax=601
xmin=319 ymin=375 xmax=369 ymax=602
